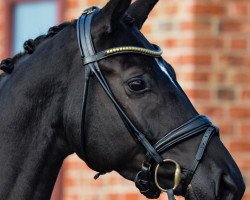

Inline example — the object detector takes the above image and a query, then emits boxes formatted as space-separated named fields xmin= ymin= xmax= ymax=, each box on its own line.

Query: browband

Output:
xmin=82 ymin=45 xmax=162 ymax=65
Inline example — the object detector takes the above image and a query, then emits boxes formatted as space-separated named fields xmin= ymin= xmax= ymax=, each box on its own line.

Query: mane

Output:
xmin=0 ymin=20 xmax=76 ymax=74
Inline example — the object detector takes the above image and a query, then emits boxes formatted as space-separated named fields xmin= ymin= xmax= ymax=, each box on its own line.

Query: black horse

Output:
xmin=0 ymin=0 xmax=245 ymax=199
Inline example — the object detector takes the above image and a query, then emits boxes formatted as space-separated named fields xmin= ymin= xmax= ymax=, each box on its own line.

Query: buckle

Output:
xmin=82 ymin=8 xmax=96 ymax=15
xmin=141 ymin=162 xmax=151 ymax=172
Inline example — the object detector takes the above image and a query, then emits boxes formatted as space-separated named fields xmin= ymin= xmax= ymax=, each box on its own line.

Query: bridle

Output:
xmin=77 ymin=7 xmax=219 ymax=200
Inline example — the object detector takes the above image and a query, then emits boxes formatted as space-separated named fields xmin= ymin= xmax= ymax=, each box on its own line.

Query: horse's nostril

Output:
xmin=218 ymin=174 xmax=238 ymax=200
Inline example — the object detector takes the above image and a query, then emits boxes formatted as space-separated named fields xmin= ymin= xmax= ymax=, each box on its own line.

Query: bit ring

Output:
xmin=154 ymin=159 xmax=181 ymax=192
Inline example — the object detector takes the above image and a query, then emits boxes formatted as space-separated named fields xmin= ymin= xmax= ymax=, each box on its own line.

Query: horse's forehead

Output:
xmin=99 ymin=54 xmax=155 ymax=75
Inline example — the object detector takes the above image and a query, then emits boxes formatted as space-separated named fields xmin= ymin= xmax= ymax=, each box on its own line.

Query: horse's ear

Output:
xmin=93 ymin=0 xmax=131 ymax=34
xmin=127 ymin=0 xmax=158 ymax=30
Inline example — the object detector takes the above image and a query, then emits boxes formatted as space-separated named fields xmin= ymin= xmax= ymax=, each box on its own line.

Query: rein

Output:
xmin=77 ymin=7 xmax=219 ymax=200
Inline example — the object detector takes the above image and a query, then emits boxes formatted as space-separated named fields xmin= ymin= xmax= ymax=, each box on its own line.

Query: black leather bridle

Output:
xmin=77 ymin=7 xmax=219 ymax=200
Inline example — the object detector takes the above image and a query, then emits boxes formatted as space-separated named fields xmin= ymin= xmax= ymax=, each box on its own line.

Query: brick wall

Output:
xmin=0 ymin=0 xmax=249 ymax=199
xmin=0 ymin=0 xmax=8 ymax=61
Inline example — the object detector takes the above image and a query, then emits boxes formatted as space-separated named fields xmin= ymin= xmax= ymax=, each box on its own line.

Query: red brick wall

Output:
xmin=0 ymin=0 xmax=249 ymax=199
xmin=0 ymin=0 xmax=9 ymax=60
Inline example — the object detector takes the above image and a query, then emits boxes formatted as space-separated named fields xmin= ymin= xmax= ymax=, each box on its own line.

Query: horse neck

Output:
xmin=0 ymin=27 xmax=76 ymax=200
xmin=0 ymin=133 xmax=68 ymax=200
xmin=0 ymin=131 xmax=67 ymax=200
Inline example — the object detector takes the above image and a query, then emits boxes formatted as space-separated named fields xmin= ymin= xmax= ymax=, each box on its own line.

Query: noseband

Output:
xmin=77 ymin=7 xmax=219 ymax=200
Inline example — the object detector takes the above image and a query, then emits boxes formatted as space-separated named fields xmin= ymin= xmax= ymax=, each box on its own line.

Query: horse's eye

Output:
xmin=128 ymin=79 xmax=146 ymax=92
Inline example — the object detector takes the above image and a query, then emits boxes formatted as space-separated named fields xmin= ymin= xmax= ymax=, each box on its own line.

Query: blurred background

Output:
xmin=0 ymin=0 xmax=249 ymax=199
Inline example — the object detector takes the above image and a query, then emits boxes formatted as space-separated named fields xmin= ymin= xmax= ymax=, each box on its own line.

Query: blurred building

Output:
xmin=0 ymin=0 xmax=249 ymax=200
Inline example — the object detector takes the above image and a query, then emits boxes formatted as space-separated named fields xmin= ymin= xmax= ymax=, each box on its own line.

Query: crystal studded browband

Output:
xmin=82 ymin=44 xmax=163 ymax=65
